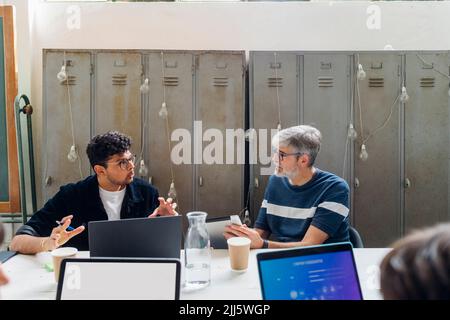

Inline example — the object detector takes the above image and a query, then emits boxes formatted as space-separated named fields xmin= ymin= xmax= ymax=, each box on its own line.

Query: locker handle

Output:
xmin=199 ymin=176 xmax=203 ymax=187
xmin=254 ymin=178 xmax=259 ymax=189
xmin=404 ymin=178 xmax=411 ymax=189
xmin=45 ymin=176 xmax=53 ymax=187
xmin=354 ymin=177 xmax=360 ymax=189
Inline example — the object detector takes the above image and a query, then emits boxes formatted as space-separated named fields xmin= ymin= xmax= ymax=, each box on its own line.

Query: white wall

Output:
xmin=5 ymin=0 xmax=450 ymax=212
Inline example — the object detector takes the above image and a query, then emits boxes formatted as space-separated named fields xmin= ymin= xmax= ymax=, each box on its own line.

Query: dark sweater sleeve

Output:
xmin=16 ymin=186 xmax=72 ymax=237
xmin=151 ymin=187 xmax=160 ymax=212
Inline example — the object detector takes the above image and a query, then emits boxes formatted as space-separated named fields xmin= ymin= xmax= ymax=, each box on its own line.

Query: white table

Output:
xmin=1 ymin=248 xmax=390 ymax=300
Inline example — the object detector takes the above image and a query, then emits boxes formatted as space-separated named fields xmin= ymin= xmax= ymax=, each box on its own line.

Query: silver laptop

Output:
xmin=56 ymin=258 xmax=181 ymax=300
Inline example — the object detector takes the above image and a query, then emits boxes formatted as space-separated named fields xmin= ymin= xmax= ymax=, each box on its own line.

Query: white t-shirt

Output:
xmin=99 ymin=187 xmax=126 ymax=221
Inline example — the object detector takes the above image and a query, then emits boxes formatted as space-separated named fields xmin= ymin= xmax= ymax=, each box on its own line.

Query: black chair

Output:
xmin=349 ymin=226 xmax=364 ymax=248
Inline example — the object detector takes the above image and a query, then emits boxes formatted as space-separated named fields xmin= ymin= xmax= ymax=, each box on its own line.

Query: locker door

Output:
xmin=250 ymin=52 xmax=299 ymax=222
xmin=405 ymin=52 xmax=450 ymax=231
xmin=147 ymin=52 xmax=194 ymax=215
xmin=302 ymin=53 xmax=350 ymax=180
xmin=94 ymin=52 xmax=142 ymax=155
xmin=43 ymin=51 xmax=92 ymax=200
xmin=353 ymin=53 xmax=402 ymax=247
xmin=196 ymin=52 xmax=245 ymax=218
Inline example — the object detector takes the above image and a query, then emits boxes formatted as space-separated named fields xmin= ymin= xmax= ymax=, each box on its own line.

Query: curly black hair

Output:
xmin=86 ymin=131 xmax=132 ymax=169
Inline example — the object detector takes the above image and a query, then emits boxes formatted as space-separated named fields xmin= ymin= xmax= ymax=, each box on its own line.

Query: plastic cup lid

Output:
xmin=227 ymin=237 xmax=251 ymax=246
xmin=51 ymin=247 xmax=78 ymax=257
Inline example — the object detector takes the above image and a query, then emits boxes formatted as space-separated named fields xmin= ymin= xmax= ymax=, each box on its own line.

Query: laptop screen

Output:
xmin=56 ymin=258 xmax=181 ymax=300
xmin=257 ymin=243 xmax=363 ymax=300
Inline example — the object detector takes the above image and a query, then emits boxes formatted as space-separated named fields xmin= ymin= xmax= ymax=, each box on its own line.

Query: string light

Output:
xmin=138 ymin=159 xmax=149 ymax=177
xmin=400 ymin=86 xmax=409 ymax=103
xmin=140 ymin=78 xmax=149 ymax=94
xmin=168 ymin=181 xmax=177 ymax=200
xmin=245 ymin=128 xmax=256 ymax=142
xmin=357 ymin=64 xmax=366 ymax=81
xmin=161 ymin=52 xmax=178 ymax=209
xmin=347 ymin=123 xmax=358 ymax=140
xmin=57 ymin=65 xmax=68 ymax=83
xmin=56 ymin=51 xmax=83 ymax=179
xmin=67 ymin=145 xmax=78 ymax=162
xmin=159 ymin=101 xmax=168 ymax=119
xmin=359 ymin=144 xmax=369 ymax=161
xmin=243 ymin=209 xmax=252 ymax=226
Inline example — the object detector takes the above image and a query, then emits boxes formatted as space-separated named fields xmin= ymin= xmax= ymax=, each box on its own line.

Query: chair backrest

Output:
xmin=349 ymin=226 xmax=364 ymax=248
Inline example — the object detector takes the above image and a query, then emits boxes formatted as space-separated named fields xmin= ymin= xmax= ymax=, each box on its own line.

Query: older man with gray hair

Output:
xmin=225 ymin=125 xmax=350 ymax=249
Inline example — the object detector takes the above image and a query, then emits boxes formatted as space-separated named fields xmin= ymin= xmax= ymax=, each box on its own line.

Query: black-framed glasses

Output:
xmin=274 ymin=149 xmax=303 ymax=162
xmin=107 ymin=154 xmax=136 ymax=170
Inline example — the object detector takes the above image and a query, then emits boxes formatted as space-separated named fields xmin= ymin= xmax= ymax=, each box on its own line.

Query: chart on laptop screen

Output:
xmin=259 ymin=250 xmax=362 ymax=300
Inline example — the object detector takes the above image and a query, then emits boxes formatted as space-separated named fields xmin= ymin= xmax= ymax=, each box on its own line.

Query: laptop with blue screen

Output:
xmin=257 ymin=242 xmax=363 ymax=300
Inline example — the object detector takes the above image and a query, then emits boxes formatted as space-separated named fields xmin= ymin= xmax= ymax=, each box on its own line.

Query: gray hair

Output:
xmin=272 ymin=125 xmax=322 ymax=167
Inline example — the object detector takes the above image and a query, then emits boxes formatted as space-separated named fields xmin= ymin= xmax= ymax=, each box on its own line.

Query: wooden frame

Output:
xmin=0 ymin=6 xmax=19 ymax=213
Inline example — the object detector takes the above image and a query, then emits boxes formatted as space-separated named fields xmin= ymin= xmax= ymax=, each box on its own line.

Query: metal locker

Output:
xmin=43 ymin=51 xmax=92 ymax=201
xmin=302 ymin=53 xmax=351 ymax=181
xmin=195 ymin=52 xmax=245 ymax=218
xmin=405 ymin=52 xmax=450 ymax=232
xmin=94 ymin=52 xmax=142 ymax=155
xmin=147 ymin=51 xmax=194 ymax=215
xmin=249 ymin=51 xmax=299 ymax=222
xmin=353 ymin=53 xmax=402 ymax=247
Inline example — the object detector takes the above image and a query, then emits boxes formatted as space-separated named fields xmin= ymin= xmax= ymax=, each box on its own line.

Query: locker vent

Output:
xmin=369 ymin=77 xmax=384 ymax=87
xmin=267 ymin=77 xmax=283 ymax=87
xmin=318 ymin=77 xmax=334 ymax=88
xmin=420 ymin=77 xmax=435 ymax=87
xmin=164 ymin=76 xmax=179 ymax=86
xmin=212 ymin=77 xmax=229 ymax=87
xmin=60 ymin=76 xmax=76 ymax=86
xmin=112 ymin=74 xmax=127 ymax=86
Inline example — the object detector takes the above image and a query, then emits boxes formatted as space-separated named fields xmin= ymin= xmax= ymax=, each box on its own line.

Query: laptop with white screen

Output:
xmin=257 ymin=242 xmax=363 ymax=300
xmin=56 ymin=258 xmax=181 ymax=300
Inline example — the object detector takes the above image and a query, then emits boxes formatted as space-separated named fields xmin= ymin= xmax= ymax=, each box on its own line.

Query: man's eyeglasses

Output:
xmin=107 ymin=154 xmax=136 ymax=170
xmin=273 ymin=149 xmax=303 ymax=162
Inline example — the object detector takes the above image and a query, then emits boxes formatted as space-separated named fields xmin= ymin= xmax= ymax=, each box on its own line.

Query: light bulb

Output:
xmin=159 ymin=102 xmax=168 ymax=119
xmin=400 ymin=86 xmax=409 ymax=103
xmin=245 ymin=128 xmax=256 ymax=142
xmin=67 ymin=145 xmax=78 ymax=162
xmin=347 ymin=123 xmax=358 ymax=140
xmin=243 ymin=209 xmax=252 ymax=226
xmin=57 ymin=65 xmax=68 ymax=82
xmin=138 ymin=159 xmax=148 ymax=176
xmin=359 ymin=144 xmax=369 ymax=161
xmin=277 ymin=123 xmax=282 ymax=131
xmin=168 ymin=182 xmax=177 ymax=200
xmin=140 ymin=78 xmax=149 ymax=94
xmin=357 ymin=64 xmax=366 ymax=81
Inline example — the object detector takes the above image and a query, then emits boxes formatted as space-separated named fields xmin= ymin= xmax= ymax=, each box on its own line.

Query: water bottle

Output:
xmin=184 ymin=211 xmax=211 ymax=289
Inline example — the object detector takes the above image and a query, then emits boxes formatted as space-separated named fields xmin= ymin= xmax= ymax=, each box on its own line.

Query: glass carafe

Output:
xmin=184 ymin=211 xmax=211 ymax=289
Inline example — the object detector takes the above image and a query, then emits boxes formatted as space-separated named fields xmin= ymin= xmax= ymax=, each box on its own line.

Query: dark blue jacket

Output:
xmin=16 ymin=175 xmax=160 ymax=250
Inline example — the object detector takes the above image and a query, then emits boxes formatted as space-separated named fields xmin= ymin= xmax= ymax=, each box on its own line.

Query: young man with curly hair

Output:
xmin=10 ymin=131 xmax=177 ymax=254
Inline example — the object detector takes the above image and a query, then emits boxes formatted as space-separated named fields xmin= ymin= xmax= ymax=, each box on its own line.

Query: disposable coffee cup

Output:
xmin=51 ymin=247 xmax=78 ymax=282
xmin=227 ymin=237 xmax=251 ymax=272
